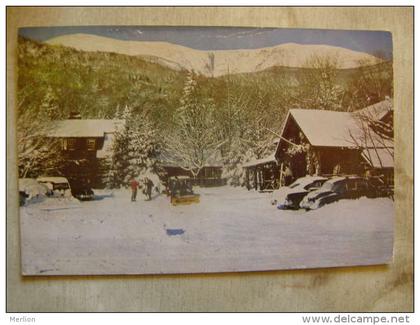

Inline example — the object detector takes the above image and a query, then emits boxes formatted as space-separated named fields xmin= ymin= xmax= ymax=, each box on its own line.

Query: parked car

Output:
xmin=18 ymin=178 xmax=49 ymax=206
xmin=300 ymin=176 xmax=372 ymax=210
xmin=271 ymin=175 xmax=328 ymax=209
xmin=71 ymin=184 xmax=95 ymax=201
xmin=36 ymin=176 xmax=72 ymax=198
xmin=366 ymin=175 xmax=394 ymax=199
xmin=19 ymin=191 xmax=28 ymax=207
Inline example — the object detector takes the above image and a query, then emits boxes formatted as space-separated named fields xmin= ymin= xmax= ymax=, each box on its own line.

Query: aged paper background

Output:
xmin=7 ymin=7 xmax=413 ymax=312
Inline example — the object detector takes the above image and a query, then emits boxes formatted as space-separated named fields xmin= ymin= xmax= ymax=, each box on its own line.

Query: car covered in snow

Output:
xmin=36 ymin=176 xmax=73 ymax=198
xmin=18 ymin=178 xmax=49 ymax=206
xmin=71 ymin=185 xmax=95 ymax=201
xmin=299 ymin=176 xmax=372 ymax=210
xmin=271 ymin=175 xmax=328 ymax=210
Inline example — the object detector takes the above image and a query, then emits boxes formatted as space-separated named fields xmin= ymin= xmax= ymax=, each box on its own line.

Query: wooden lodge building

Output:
xmin=46 ymin=113 xmax=225 ymax=189
xmin=46 ymin=116 xmax=123 ymax=188
xmin=243 ymin=99 xmax=394 ymax=191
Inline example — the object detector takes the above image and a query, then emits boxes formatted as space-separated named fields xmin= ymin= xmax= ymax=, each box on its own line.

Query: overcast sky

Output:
xmin=19 ymin=26 xmax=393 ymax=59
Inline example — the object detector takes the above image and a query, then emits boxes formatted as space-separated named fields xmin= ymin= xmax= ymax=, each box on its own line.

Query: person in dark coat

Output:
xmin=130 ymin=178 xmax=139 ymax=202
xmin=144 ymin=177 xmax=154 ymax=201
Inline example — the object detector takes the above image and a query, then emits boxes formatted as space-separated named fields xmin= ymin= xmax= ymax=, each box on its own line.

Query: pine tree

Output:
xmin=108 ymin=106 xmax=159 ymax=188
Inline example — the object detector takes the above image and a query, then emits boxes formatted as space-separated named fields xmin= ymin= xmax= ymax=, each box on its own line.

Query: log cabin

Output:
xmin=46 ymin=117 xmax=123 ymax=188
xmin=274 ymin=99 xmax=394 ymax=187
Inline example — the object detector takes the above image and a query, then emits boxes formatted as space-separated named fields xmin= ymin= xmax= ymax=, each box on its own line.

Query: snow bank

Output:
xmin=18 ymin=178 xmax=49 ymax=205
xmin=20 ymin=186 xmax=394 ymax=275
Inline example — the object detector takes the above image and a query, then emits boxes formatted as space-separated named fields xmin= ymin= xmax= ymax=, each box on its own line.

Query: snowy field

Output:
xmin=20 ymin=186 xmax=394 ymax=275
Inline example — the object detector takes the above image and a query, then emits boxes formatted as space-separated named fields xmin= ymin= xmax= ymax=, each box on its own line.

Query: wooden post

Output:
xmin=279 ymin=162 xmax=284 ymax=187
xmin=316 ymin=150 xmax=321 ymax=175
xmin=245 ymin=168 xmax=250 ymax=190
xmin=253 ymin=167 xmax=257 ymax=190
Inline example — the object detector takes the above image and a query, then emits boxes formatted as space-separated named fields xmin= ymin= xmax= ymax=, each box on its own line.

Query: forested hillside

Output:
xmin=16 ymin=36 xmax=393 ymax=184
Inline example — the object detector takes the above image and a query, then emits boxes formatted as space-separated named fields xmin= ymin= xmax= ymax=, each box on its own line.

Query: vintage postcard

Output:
xmin=16 ymin=26 xmax=394 ymax=275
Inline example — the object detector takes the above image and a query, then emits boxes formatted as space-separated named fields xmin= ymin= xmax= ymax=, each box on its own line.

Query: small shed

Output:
xmin=158 ymin=152 xmax=225 ymax=188
xmin=242 ymin=154 xmax=279 ymax=191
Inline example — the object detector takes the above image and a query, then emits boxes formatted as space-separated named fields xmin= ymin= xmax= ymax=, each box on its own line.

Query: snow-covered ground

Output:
xmin=20 ymin=186 xmax=394 ymax=275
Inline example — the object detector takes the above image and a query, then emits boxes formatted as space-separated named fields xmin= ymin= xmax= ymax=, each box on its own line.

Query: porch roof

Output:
xmin=242 ymin=154 xmax=277 ymax=168
xmin=362 ymin=148 xmax=394 ymax=168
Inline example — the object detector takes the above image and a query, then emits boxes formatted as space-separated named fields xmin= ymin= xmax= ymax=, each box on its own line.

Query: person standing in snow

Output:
xmin=284 ymin=164 xmax=293 ymax=186
xmin=130 ymin=178 xmax=139 ymax=202
xmin=143 ymin=177 xmax=154 ymax=201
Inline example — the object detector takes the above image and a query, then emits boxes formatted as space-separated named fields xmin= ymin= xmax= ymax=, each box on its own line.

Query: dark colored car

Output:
xmin=19 ymin=191 xmax=28 ymax=206
xmin=71 ymin=185 xmax=95 ymax=201
xmin=300 ymin=176 xmax=373 ymax=210
xmin=272 ymin=176 xmax=328 ymax=210
xmin=366 ymin=176 xmax=394 ymax=198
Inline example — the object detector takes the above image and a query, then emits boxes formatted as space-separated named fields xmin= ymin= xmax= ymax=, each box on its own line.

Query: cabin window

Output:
xmin=86 ymin=139 xmax=96 ymax=151
xmin=63 ymin=138 xmax=76 ymax=151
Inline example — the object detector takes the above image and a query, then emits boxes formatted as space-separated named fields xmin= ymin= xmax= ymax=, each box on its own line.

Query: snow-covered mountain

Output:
xmin=46 ymin=33 xmax=382 ymax=77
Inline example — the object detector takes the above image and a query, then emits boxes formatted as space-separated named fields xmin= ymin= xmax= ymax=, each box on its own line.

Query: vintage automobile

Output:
xmin=168 ymin=176 xmax=200 ymax=206
xmin=36 ymin=176 xmax=73 ymax=198
xmin=300 ymin=176 xmax=372 ymax=210
xmin=18 ymin=178 xmax=49 ymax=206
xmin=366 ymin=175 xmax=394 ymax=199
xmin=271 ymin=175 xmax=328 ymax=210
xmin=71 ymin=185 xmax=95 ymax=201
xmin=67 ymin=177 xmax=95 ymax=201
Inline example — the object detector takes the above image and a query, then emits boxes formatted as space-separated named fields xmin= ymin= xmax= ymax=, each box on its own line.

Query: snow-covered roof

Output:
xmin=288 ymin=109 xmax=359 ymax=147
xmin=355 ymin=98 xmax=393 ymax=121
xmin=37 ymin=176 xmax=69 ymax=184
xmin=290 ymin=175 xmax=328 ymax=187
xmin=169 ymin=176 xmax=191 ymax=180
xmin=284 ymin=102 xmax=393 ymax=148
xmin=362 ymin=148 xmax=394 ymax=168
xmin=325 ymin=176 xmax=362 ymax=184
xmin=19 ymin=178 xmax=48 ymax=192
xmin=46 ymin=119 xmax=123 ymax=138
xmin=242 ymin=154 xmax=277 ymax=168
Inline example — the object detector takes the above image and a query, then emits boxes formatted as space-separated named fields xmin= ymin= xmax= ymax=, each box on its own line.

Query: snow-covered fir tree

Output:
xmin=107 ymin=106 xmax=159 ymax=188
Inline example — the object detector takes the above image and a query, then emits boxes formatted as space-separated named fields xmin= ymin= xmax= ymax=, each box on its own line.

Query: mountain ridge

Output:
xmin=46 ymin=33 xmax=382 ymax=77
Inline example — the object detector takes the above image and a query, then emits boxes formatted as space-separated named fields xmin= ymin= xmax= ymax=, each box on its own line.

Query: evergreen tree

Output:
xmin=108 ymin=106 xmax=159 ymax=188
